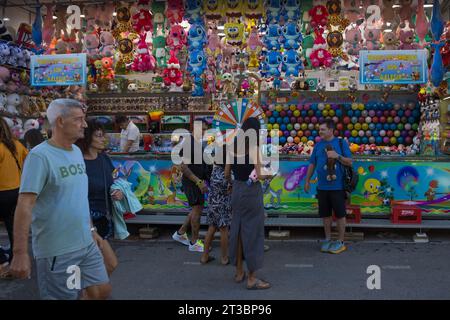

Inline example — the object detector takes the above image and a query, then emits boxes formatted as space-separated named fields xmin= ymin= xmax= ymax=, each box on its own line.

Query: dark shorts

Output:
xmin=317 ymin=190 xmax=347 ymax=218
xmin=182 ymin=178 xmax=205 ymax=207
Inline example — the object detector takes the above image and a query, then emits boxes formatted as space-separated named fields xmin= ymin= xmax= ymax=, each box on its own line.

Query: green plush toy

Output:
xmin=152 ymin=1 xmax=166 ymax=34
xmin=153 ymin=35 xmax=168 ymax=68
xmin=302 ymin=34 xmax=314 ymax=69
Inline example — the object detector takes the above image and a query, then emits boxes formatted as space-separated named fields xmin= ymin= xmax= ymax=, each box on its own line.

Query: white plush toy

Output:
xmin=10 ymin=117 xmax=23 ymax=139
xmin=24 ymin=118 xmax=40 ymax=133
xmin=6 ymin=93 xmax=21 ymax=115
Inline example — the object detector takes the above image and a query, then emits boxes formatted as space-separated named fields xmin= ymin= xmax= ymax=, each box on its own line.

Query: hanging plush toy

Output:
xmin=266 ymin=0 xmax=283 ymax=24
xmin=152 ymin=1 xmax=166 ymax=34
xmin=163 ymin=51 xmax=183 ymax=89
xmin=113 ymin=6 xmax=137 ymax=38
xmin=397 ymin=0 xmax=415 ymax=29
xmin=243 ymin=0 xmax=264 ymax=20
xmin=42 ymin=4 xmax=54 ymax=47
xmin=282 ymin=49 xmax=304 ymax=77
xmin=430 ymin=0 xmax=444 ymax=42
xmin=192 ymin=76 xmax=204 ymax=97
xmin=206 ymin=26 xmax=222 ymax=59
xmin=309 ymin=5 xmax=329 ymax=30
xmin=381 ymin=0 xmax=399 ymax=30
xmin=83 ymin=32 xmax=100 ymax=61
xmin=117 ymin=37 xmax=135 ymax=66
xmin=184 ymin=0 xmax=203 ymax=24
xmin=263 ymin=49 xmax=282 ymax=77
xmin=326 ymin=0 xmax=349 ymax=32
xmin=31 ymin=5 xmax=43 ymax=52
xmin=398 ymin=27 xmax=420 ymax=50
xmin=224 ymin=0 xmax=243 ymax=20
xmin=132 ymin=33 xmax=156 ymax=72
xmin=167 ymin=24 xmax=187 ymax=56
xmin=166 ymin=0 xmax=184 ymax=25
xmin=309 ymin=28 xmax=333 ymax=68
xmin=363 ymin=26 xmax=382 ymax=50
xmin=204 ymin=0 xmax=223 ymax=21
xmin=431 ymin=42 xmax=445 ymax=87
xmin=187 ymin=49 xmax=207 ymax=78
xmin=188 ymin=23 xmax=207 ymax=50
xmin=327 ymin=31 xmax=348 ymax=60
xmin=342 ymin=0 xmax=362 ymax=25
xmin=246 ymin=26 xmax=264 ymax=69
xmin=345 ymin=25 xmax=363 ymax=56
xmin=132 ymin=0 xmax=152 ymax=34
xmin=282 ymin=0 xmax=302 ymax=23
xmin=224 ymin=22 xmax=245 ymax=46
xmin=54 ymin=4 xmax=68 ymax=40
xmin=416 ymin=0 xmax=429 ymax=48
xmin=282 ymin=22 xmax=303 ymax=50
xmin=153 ymin=35 xmax=168 ymax=68
xmin=264 ymin=23 xmax=283 ymax=50
xmin=381 ymin=30 xmax=398 ymax=50
xmin=99 ymin=31 xmax=115 ymax=57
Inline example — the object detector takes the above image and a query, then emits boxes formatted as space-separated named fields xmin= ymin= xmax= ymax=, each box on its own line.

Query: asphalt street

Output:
xmin=1 ymin=228 xmax=450 ymax=300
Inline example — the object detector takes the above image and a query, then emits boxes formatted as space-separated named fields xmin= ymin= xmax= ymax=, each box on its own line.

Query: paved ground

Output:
xmin=1 ymin=226 xmax=450 ymax=300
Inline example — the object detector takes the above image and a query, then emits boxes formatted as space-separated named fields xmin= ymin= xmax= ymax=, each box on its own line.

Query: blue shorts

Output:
xmin=36 ymin=241 xmax=109 ymax=300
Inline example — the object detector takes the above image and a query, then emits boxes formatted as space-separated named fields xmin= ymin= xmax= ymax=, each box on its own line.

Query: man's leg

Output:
xmin=82 ymin=283 xmax=112 ymax=300
xmin=336 ymin=217 xmax=346 ymax=242
xmin=178 ymin=212 xmax=192 ymax=235
xmin=235 ymin=233 xmax=245 ymax=282
xmin=190 ymin=205 xmax=203 ymax=243
xmin=323 ymin=217 xmax=332 ymax=240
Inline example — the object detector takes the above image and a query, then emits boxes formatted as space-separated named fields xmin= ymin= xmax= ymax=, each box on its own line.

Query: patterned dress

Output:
xmin=207 ymin=165 xmax=232 ymax=228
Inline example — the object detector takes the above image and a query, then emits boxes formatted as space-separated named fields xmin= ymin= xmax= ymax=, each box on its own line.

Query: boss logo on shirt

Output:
xmin=59 ymin=164 xmax=86 ymax=178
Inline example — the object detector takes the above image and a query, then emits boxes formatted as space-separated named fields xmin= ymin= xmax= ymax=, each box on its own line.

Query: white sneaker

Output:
xmin=172 ymin=231 xmax=190 ymax=246
xmin=188 ymin=240 xmax=204 ymax=252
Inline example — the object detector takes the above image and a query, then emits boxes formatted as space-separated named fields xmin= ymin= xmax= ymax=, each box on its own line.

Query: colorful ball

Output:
xmin=276 ymin=117 xmax=283 ymax=124
xmin=351 ymin=103 xmax=358 ymax=110
xmin=387 ymin=130 xmax=394 ymax=137
xmin=362 ymin=123 xmax=369 ymax=131
xmin=279 ymin=110 xmax=286 ymax=118
xmin=369 ymin=123 xmax=375 ymax=130
xmin=393 ymin=103 xmax=401 ymax=110
xmin=359 ymin=130 xmax=365 ymax=137
xmin=365 ymin=130 xmax=372 ymax=137
xmin=347 ymin=124 xmax=354 ymax=130
xmin=372 ymin=117 xmax=379 ymax=124
xmin=294 ymin=123 xmax=301 ymax=130
xmin=373 ymin=130 xmax=379 ymax=137
xmin=283 ymin=130 xmax=290 ymax=137
xmin=380 ymin=116 xmax=386 ymax=123
xmin=336 ymin=109 xmax=343 ymax=117
xmin=394 ymin=130 xmax=400 ymax=137
xmin=390 ymin=137 xmax=397 ymax=144
xmin=337 ymin=123 xmax=344 ymax=131
xmin=397 ymin=137 xmax=404 ymax=144
xmin=315 ymin=124 xmax=320 ymax=130
xmin=383 ymin=137 xmax=390 ymax=144
xmin=344 ymin=130 xmax=351 ymax=137
xmin=304 ymin=104 xmax=310 ymax=111
xmin=310 ymin=104 xmax=318 ymax=111
xmin=301 ymin=123 xmax=308 ymax=130
xmin=311 ymin=117 xmax=318 ymax=124
xmin=304 ymin=117 xmax=311 ymax=123
xmin=358 ymin=103 xmax=365 ymax=111
xmin=275 ymin=105 xmax=282 ymax=112
xmin=351 ymin=117 xmax=358 ymax=124
xmin=355 ymin=137 xmax=361 ymax=144
xmin=297 ymin=104 xmax=303 ymax=111
xmin=347 ymin=110 xmax=354 ymax=117
xmin=305 ymin=130 xmax=311 ymax=137
xmin=280 ymin=136 xmax=286 ymax=144
xmin=405 ymin=136 xmax=412 ymax=145
xmin=328 ymin=109 xmax=335 ymax=117
xmin=283 ymin=104 xmax=290 ymax=111
xmin=394 ymin=116 xmax=400 ymax=123
xmin=308 ymin=110 xmax=314 ymax=117
xmin=287 ymin=124 xmax=293 ymax=131
xmin=293 ymin=110 xmax=300 ymax=117
xmin=290 ymin=105 xmax=297 ymax=111
xmin=273 ymin=123 xmax=280 ymax=130
xmin=354 ymin=110 xmax=361 ymax=118
xmin=287 ymin=136 xmax=294 ymax=143
xmin=269 ymin=117 xmax=275 ymax=124
xmin=294 ymin=137 xmax=300 ymax=144
xmin=301 ymin=110 xmax=307 ymax=117
xmin=325 ymin=104 xmax=331 ymax=110
xmin=286 ymin=110 xmax=293 ymax=117
xmin=397 ymin=109 xmax=404 ymax=117
xmin=283 ymin=117 xmax=290 ymax=124
xmin=332 ymin=117 xmax=339 ymax=123
xmin=390 ymin=110 xmax=397 ymax=117
xmin=380 ymin=130 xmax=386 ymax=137
xmin=369 ymin=136 xmax=376 ymax=144
xmin=404 ymin=123 xmax=411 ymax=130
xmin=266 ymin=111 xmax=272 ymax=117
xmin=290 ymin=130 xmax=297 ymax=137
xmin=383 ymin=110 xmax=390 ymax=117
xmin=376 ymin=137 xmax=383 ymax=144
xmin=362 ymin=137 xmax=369 ymax=144
xmin=387 ymin=117 xmax=393 ymax=123
xmin=317 ymin=103 xmax=325 ymax=111
xmin=297 ymin=130 xmax=304 ymax=137
xmin=301 ymin=137 xmax=308 ymax=143
xmin=397 ymin=123 xmax=404 ymax=130
xmin=404 ymin=110 xmax=412 ymax=117
xmin=322 ymin=110 xmax=329 ymax=117
xmin=280 ymin=124 xmax=286 ymax=131
xmin=365 ymin=116 xmax=372 ymax=123
xmin=401 ymin=117 xmax=408 ymax=124
xmin=290 ymin=117 xmax=297 ymax=124
xmin=308 ymin=123 xmax=315 ymax=130
xmin=315 ymin=136 xmax=321 ymax=143
xmin=352 ymin=130 xmax=358 ymax=137
xmin=412 ymin=123 xmax=418 ymax=131
xmin=408 ymin=116 xmax=415 ymax=124
xmin=408 ymin=130 xmax=416 ymax=137
xmin=268 ymin=104 xmax=275 ymax=111
xmin=376 ymin=111 xmax=383 ymax=117
xmin=297 ymin=117 xmax=304 ymax=124
xmin=354 ymin=123 xmax=361 ymax=130
xmin=343 ymin=117 xmax=351 ymax=124
xmin=267 ymin=124 xmax=273 ymax=130
xmin=401 ymin=130 xmax=408 ymax=138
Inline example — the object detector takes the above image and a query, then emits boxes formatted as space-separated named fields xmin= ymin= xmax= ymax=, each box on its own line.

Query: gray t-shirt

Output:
xmin=19 ymin=141 xmax=93 ymax=259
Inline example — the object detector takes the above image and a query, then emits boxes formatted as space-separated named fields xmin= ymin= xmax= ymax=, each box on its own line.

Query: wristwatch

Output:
xmin=90 ymin=227 xmax=97 ymax=233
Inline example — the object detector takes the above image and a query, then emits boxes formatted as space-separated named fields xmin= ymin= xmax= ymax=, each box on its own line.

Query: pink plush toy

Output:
xmin=132 ymin=33 xmax=156 ymax=72
xmin=309 ymin=5 xmax=329 ymax=30
xmin=166 ymin=0 xmax=184 ymax=25
xmin=364 ymin=27 xmax=382 ymax=50
xmin=246 ymin=27 xmax=264 ymax=69
xmin=132 ymin=0 xmax=153 ymax=33
xmin=83 ymin=32 xmax=100 ymax=60
xmin=205 ymin=70 xmax=216 ymax=94
xmin=309 ymin=28 xmax=332 ymax=67
xmin=0 ymin=66 xmax=10 ymax=91
xmin=397 ymin=0 xmax=415 ymax=28
xmin=99 ymin=31 xmax=115 ymax=57
xmin=415 ymin=0 xmax=429 ymax=47
xmin=167 ymin=24 xmax=187 ymax=56
xmin=345 ymin=25 xmax=363 ymax=56
xmin=398 ymin=27 xmax=420 ymax=50
xmin=163 ymin=51 xmax=183 ymax=88
xmin=206 ymin=26 xmax=222 ymax=59
xmin=343 ymin=0 xmax=362 ymax=24
xmin=42 ymin=4 xmax=54 ymax=47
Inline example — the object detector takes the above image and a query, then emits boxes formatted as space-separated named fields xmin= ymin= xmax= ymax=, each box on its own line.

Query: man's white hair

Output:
xmin=46 ymin=99 xmax=85 ymax=127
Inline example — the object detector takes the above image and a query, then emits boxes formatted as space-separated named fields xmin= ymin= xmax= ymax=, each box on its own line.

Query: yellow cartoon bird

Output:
xmin=363 ymin=178 xmax=381 ymax=202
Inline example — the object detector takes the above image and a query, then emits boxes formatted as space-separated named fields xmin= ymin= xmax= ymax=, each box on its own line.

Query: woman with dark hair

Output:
xmin=75 ymin=120 xmax=120 ymax=275
xmin=225 ymin=117 xmax=273 ymax=290
xmin=0 ymin=117 xmax=28 ymax=277
xmin=23 ymin=129 xmax=45 ymax=150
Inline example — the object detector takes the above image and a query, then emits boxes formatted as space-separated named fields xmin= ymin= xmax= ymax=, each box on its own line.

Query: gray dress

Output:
xmin=229 ymin=180 xmax=265 ymax=272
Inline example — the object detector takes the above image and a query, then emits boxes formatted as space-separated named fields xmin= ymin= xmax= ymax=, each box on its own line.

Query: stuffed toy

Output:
xmin=23 ymin=119 xmax=40 ymax=134
xmin=163 ymin=51 xmax=183 ymax=88
xmin=309 ymin=28 xmax=333 ymax=67
xmin=153 ymin=35 xmax=168 ymax=68
xmin=10 ymin=117 xmax=24 ymax=139
xmin=430 ymin=42 xmax=445 ymax=87
xmin=327 ymin=31 xmax=347 ymax=60
xmin=431 ymin=0 xmax=445 ymax=42
xmin=221 ymin=73 xmax=235 ymax=95
xmin=0 ymin=43 xmax=10 ymax=65
xmin=342 ymin=0 xmax=362 ymax=24
xmin=246 ymin=27 xmax=264 ymax=69
xmin=224 ymin=0 xmax=242 ymax=19
xmin=0 ymin=66 xmax=10 ymax=91
xmin=381 ymin=30 xmax=398 ymax=50
xmin=6 ymin=93 xmax=21 ymax=115
xmin=83 ymin=4 xmax=98 ymax=33
xmin=41 ymin=4 xmax=54 ymax=47
xmin=326 ymin=0 xmax=349 ymax=32
xmin=282 ymin=22 xmax=303 ymax=50
xmin=302 ymin=34 xmax=315 ymax=67
xmin=83 ymin=32 xmax=100 ymax=60
xmin=398 ymin=28 xmax=420 ymax=50
xmin=204 ymin=0 xmax=223 ymax=21
xmin=188 ymin=23 xmax=207 ymax=50
xmin=345 ymin=25 xmax=363 ymax=56
xmin=282 ymin=49 xmax=304 ymax=77
xmin=205 ymin=70 xmax=217 ymax=94
xmin=243 ymin=0 xmax=264 ymax=20
xmin=152 ymin=1 xmax=166 ymax=33
xmin=381 ymin=0 xmax=399 ymax=30
xmin=167 ymin=24 xmax=187 ymax=56
xmin=184 ymin=0 xmax=203 ymax=24
xmin=309 ymin=5 xmax=329 ymax=30
xmin=325 ymin=145 xmax=337 ymax=181
xmin=132 ymin=0 xmax=152 ymax=34
xmin=264 ymin=23 xmax=283 ymax=50
xmin=397 ymin=0 xmax=415 ymax=29
xmin=166 ymin=0 xmax=184 ymax=25
xmin=206 ymin=26 xmax=222 ymax=59
xmin=224 ymin=22 xmax=245 ymax=46
xmin=220 ymin=38 xmax=234 ymax=72
xmin=96 ymin=3 xmax=116 ymax=31
xmin=264 ymin=50 xmax=282 ymax=77
xmin=187 ymin=49 xmax=207 ymax=78
xmin=282 ymin=0 xmax=302 ymax=23
xmin=416 ymin=0 xmax=429 ymax=47
xmin=54 ymin=4 xmax=69 ymax=40
xmin=132 ymin=33 xmax=156 ymax=72
xmin=266 ymin=0 xmax=283 ymax=24
xmin=113 ymin=5 xmax=137 ymax=38
xmin=192 ymin=76 xmax=204 ymax=96
xmin=0 ymin=19 xmax=13 ymax=41
xmin=116 ymin=36 xmax=136 ymax=67
xmin=363 ymin=27 xmax=382 ymax=50
xmin=31 ymin=5 xmax=42 ymax=52
xmin=99 ymin=31 xmax=115 ymax=57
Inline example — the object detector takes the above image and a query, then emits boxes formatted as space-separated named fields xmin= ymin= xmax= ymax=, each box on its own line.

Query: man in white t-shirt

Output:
xmin=116 ymin=116 xmax=141 ymax=153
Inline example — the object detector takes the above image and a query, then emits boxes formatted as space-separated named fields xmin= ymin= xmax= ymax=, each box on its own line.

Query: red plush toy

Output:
xmin=309 ymin=5 xmax=329 ymax=30
xmin=166 ymin=0 xmax=184 ymax=25
xmin=309 ymin=28 xmax=333 ymax=68
xmin=132 ymin=33 xmax=156 ymax=72
xmin=167 ymin=24 xmax=187 ymax=56
xmin=132 ymin=0 xmax=153 ymax=33
xmin=163 ymin=51 xmax=183 ymax=88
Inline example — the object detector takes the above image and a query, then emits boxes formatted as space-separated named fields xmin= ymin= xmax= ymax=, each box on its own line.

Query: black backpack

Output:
xmin=338 ymin=138 xmax=359 ymax=195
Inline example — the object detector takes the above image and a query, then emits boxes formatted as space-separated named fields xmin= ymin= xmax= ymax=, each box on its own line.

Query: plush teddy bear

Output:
xmin=0 ymin=66 xmax=10 ymax=90
xmin=381 ymin=30 xmax=398 ymax=50
xmin=398 ymin=28 xmax=420 ymax=49
xmin=397 ymin=0 xmax=415 ymax=28
xmin=6 ymin=93 xmax=21 ymax=115
xmin=364 ymin=27 xmax=382 ymax=50
xmin=132 ymin=0 xmax=153 ymax=33
xmin=99 ymin=31 xmax=115 ymax=57
xmin=345 ymin=25 xmax=363 ymax=56
xmin=83 ymin=4 xmax=98 ymax=33
xmin=309 ymin=5 xmax=329 ymax=30
xmin=54 ymin=39 xmax=68 ymax=54
xmin=96 ymin=3 xmax=116 ymax=31
xmin=166 ymin=0 xmax=184 ymax=25
xmin=83 ymin=33 xmax=100 ymax=60
xmin=54 ymin=4 xmax=68 ymax=40
xmin=325 ymin=144 xmax=337 ymax=181
xmin=381 ymin=0 xmax=400 ymax=30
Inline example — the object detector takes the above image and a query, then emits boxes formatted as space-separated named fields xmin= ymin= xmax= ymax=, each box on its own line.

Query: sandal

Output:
xmin=234 ymin=272 xmax=246 ymax=283
xmin=200 ymin=255 xmax=215 ymax=265
xmin=221 ymin=257 xmax=230 ymax=265
xmin=247 ymin=279 xmax=271 ymax=290
xmin=0 ymin=263 xmax=13 ymax=280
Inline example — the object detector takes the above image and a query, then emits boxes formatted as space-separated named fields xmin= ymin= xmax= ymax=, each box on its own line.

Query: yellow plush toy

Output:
xmin=223 ymin=0 xmax=242 ymax=20
xmin=224 ymin=22 xmax=245 ymax=46
xmin=204 ymin=0 xmax=223 ymax=20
